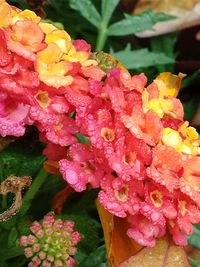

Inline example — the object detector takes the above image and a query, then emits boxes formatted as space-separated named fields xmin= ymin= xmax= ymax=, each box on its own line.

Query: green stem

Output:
xmin=18 ymin=168 xmax=48 ymax=217
xmin=96 ymin=25 xmax=108 ymax=51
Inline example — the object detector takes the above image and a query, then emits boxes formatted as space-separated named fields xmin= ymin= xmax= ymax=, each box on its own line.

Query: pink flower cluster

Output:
xmin=20 ymin=214 xmax=81 ymax=267
xmin=1 ymin=1 xmax=200 ymax=247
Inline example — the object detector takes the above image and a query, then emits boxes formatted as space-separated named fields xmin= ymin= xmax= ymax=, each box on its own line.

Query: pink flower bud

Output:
xmin=24 ymin=247 xmax=33 ymax=258
xmin=19 ymin=214 xmax=81 ymax=267
xmin=28 ymin=235 xmax=35 ymax=245
xmin=33 ymin=243 xmax=40 ymax=253
xmin=35 ymin=229 xmax=44 ymax=239
xmin=39 ymin=251 xmax=46 ymax=260
xmin=20 ymin=236 xmax=28 ymax=247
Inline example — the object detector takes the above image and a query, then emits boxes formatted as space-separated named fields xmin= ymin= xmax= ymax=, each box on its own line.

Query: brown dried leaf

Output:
xmin=97 ymin=200 xmax=114 ymax=253
xmin=134 ymin=0 xmax=200 ymax=37
xmin=109 ymin=216 xmax=142 ymax=266
xmin=97 ymin=201 xmax=142 ymax=267
xmin=186 ymin=244 xmax=200 ymax=264
xmin=134 ymin=0 xmax=200 ymax=13
xmin=119 ymin=237 xmax=189 ymax=267
xmin=0 ymin=175 xmax=31 ymax=221
xmin=97 ymin=201 xmax=190 ymax=267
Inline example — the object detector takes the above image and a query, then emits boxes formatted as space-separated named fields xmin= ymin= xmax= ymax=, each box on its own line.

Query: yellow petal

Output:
xmin=45 ymin=29 xmax=71 ymax=42
xmin=52 ymin=39 xmax=72 ymax=54
xmin=154 ymin=72 xmax=185 ymax=97
xmin=181 ymin=140 xmax=198 ymax=156
xmin=47 ymin=61 xmax=71 ymax=76
xmin=39 ymin=74 xmax=73 ymax=88
xmin=75 ymin=51 xmax=89 ymax=63
xmin=160 ymin=99 xmax=174 ymax=114
xmin=82 ymin=59 xmax=98 ymax=67
xmin=37 ymin=43 xmax=62 ymax=64
xmin=186 ymin=126 xmax=199 ymax=140
xmin=148 ymin=99 xmax=164 ymax=118
xmin=178 ymin=121 xmax=189 ymax=137
xmin=142 ymin=90 xmax=150 ymax=113
xmin=12 ymin=9 xmax=40 ymax=24
xmin=0 ymin=1 xmax=13 ymax=27
xmin=39 ymin=22 xmax=57 ymax=34
xmin=162 ymin=128 xmax=182 ymax=149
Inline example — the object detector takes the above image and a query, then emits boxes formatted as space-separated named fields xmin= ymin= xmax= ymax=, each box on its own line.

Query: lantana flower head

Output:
xmin=20 ymin=214 xmax=81 ymax=267
xmin=1 ymin=0 xmax=200 ymax=248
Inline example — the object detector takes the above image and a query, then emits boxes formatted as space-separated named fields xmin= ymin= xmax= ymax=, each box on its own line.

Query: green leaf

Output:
xmin=60 ymin=214 xmax=100 ymax=254
xmin=6 ymin=0 xmax=29 ymax=10
xmin=76 ymin=133 xmax=89 ymax=144
xmin=0 ymin=246 xmax=24 ymax=261
xmin=69 ymin=0 xmax=101 ymax=28
xmin=188 ymin=225 xmax=200 ymax=249
xmin=0 ymin=262 xmax=7 ymax=267
xmin=108 ymin=10 xmax=175 ymax=36
xmin=150 ymin=33 xmax=177 ymax=58
xmin=182 ymin=70 xmax=200 ymax=89
xmin=189 ymin=258 xmax=200 ymax=267
xmin=196 ymin=126 xmax=200 ymax=134
xmin=112 ymin=45 xmax=175 ymax=69
xmin=28 ymin=173 xmax=65 ymax=219
xmin=150 ymin=33 xmax=177 ymax=72
xmin=101 ymin=0 xmax=120 ymax=26
xmin=0 ymin=150 xmax=45 ymax=179
xmin=96 ymin=0 xmax=121 ymax=51
xmin=0 ymin=131 xmax=45 ymax=181
xmin=66 ymin=189 xmax=99 ymax=215
xmin=43 ymin=19 xmax=64 ymax=30
xmin=8 ymin=227 xmax=18 ymax=247
xmin=6 ymin=256 xmax=28 ymax=267
xmin=77 ymin=245 xmax=108 ymax=267
xmin=183 ymin=98 xmax=199 ymax=121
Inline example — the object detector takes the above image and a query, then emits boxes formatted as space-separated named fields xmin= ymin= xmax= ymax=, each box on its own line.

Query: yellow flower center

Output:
xmin=101 ymin=128 xmax=115 ymax=142
xmin=35 ymin=91 xmax=50 ymax=109
xmin=115 ymin=185 xmax=129 ymax=202
xmin=150 ymin=190 xmax=163 ymax=208
xmin=162 ymin=126 xmax=199 ymax=156
xmin=179 ymin=201 xmax=187 ymax=216
xmin=124 ymin=151 xmax=137 ymax=166
xmin=162 ymin=128 xmax=182 ymax=149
